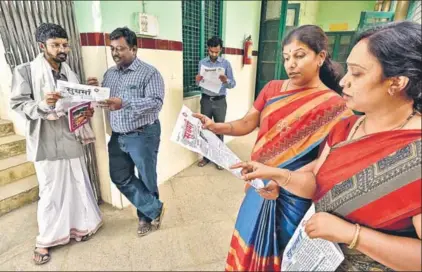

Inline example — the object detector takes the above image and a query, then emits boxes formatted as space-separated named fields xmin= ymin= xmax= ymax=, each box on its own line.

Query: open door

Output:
xmin=255 ymin=1 xmax=300 ymax=98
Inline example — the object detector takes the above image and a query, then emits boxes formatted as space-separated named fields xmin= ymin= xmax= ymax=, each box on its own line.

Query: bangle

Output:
xmin=280 ymin=170 xmax=292 ymax=187
xmin=228 ymin=123 xmax=234 ymax=133
xmin=348 ymin=224 xmax=361 ymax=249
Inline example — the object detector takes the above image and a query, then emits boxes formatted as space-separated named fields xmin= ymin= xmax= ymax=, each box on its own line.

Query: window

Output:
xmin=408 ymin=0 xmax=421 ymax=24
xmin=326 ymin=31 xmax=355 ymax=71
xmin=182 ymin=0 xmax=222 ymax=97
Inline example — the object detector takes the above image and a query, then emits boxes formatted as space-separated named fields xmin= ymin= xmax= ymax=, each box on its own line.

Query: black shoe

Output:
xmin=151 ymin=204 xmax=165 ymax=230
xmin=137 ymin=219 xmax=152 ymax=237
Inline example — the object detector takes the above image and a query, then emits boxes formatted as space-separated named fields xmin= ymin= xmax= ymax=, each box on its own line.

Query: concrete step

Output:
xmin=0 ymin=120 xmax=14 ymax=138
xmin=0 ymin=175 xmax=39 ymax=216
xmin=0 ymin=154 xmax=35 ymax=187
xmin=0 ymin=135 xmax=26 ymax=160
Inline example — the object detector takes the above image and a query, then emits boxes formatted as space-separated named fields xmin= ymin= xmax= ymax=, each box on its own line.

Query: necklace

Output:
xmin=349 ymin=110 xmax=417 ymax=140
xmin=282 ymin=79 xmax=322 ymax=93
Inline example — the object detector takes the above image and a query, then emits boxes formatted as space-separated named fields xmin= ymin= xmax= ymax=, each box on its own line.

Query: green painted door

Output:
xmin=255 ymin=1 xmax=299 ymax=98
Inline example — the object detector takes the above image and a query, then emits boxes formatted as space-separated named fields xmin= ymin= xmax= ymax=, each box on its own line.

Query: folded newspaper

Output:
xmin=57 ymin=80 xmax=110 ymax=103
xmin=171 ymin=105 xmax=264 ymax=189
xmin=282 ymin=204 xmax=345 ymax=271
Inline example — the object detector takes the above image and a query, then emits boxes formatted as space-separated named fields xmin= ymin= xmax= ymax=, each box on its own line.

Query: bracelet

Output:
xmin=348 ymin=223 xmax=361 ymax=249
xmin=280 ymin=170 xmax=292 ymax=187
xmin=228 ymin=123 xmax=234 ymax=133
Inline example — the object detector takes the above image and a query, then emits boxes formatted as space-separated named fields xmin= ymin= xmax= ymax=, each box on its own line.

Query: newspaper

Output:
xmin=171 ymin=105 xmax=264 ymax=189
xmin=198 ymin=65 xmax=225 ymax=94
xmin=282 ymin=204 xmax=344 ymax=271
xmin=56 ymin=80 xmax=110 ymax=103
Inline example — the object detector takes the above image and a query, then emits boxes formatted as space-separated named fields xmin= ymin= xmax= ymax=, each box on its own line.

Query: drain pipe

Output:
xmin=374 ymin=0 xmax=384 ymax=11
xmin=394 ymin=0 xmax=410 ymax=20
xmin=381 ymin=0 xmax=392 ymax=11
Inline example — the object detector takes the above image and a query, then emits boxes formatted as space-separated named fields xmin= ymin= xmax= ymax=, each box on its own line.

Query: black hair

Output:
xmin=207 ymin=36 xmax=223 ymax=48
xmin=355 ymin=21 xmax=422 ymax=112
xmin=35 ymin=23 xmax=68 ymax=43
xmin=282 ymin=25 xmax=343 ymax=93
xmin=110 ymin=27 xmax=137 ymax=47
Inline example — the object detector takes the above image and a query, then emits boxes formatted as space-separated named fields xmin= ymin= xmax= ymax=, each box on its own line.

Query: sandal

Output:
xmin=137 ymin=220 xmax=152 ymax=237
xmin=151 ymin=204 xmax=165 ymax=231
xmin=216 ymin=164 xmax=224 ymax=170
xmin=197 ymin=159 xmax=209 ymax=167
xmin=33 ymin=248 xmax=50 ymax=265
xmin=81 ymin=233 xmax=94 ymax=242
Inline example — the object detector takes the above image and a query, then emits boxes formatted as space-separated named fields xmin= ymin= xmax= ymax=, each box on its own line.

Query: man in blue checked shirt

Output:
xmin=195 ymin=36 xmax=236 ymax=170
xmin=87 ymin=27 xmax=164 ymax=237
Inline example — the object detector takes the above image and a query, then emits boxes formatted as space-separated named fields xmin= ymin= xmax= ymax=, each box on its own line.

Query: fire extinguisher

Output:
xmin=243 ymin=35 xmax=253 ymax=65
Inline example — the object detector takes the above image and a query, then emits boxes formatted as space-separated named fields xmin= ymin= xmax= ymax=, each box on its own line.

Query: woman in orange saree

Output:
xmin=232 ymin=21 xmax=422 ymax=271
xmin=226 ymin=80 xmax=351 ymax=271
xmin=194 ymin=25 xmax=352 ymax=271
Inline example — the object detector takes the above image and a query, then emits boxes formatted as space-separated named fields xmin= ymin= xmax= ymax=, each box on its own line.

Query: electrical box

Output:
xmin=137 ymin=13 xmax=159 ymax=37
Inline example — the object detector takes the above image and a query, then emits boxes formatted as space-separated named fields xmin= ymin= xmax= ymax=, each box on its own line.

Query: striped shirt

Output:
xmin=102 ymin=58 xmax=165 ymax=133
xmin=198 ymin=56 xmax=236 ymax=96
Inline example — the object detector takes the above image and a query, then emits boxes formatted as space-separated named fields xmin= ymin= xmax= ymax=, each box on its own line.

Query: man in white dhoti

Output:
xmin=9 ymin=23 xmax=102 ymax=265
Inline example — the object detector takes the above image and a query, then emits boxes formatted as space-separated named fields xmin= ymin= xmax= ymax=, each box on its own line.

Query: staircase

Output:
xmin=0 ymin=119 xmax=38 ymax=216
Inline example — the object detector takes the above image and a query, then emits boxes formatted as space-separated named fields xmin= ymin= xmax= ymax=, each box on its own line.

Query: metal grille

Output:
xmin=203 ymin=0 xmax=220 ymax=55
xmin=356 ymin=11 xmax=395 ymax=31
xmin=410 ymin=0 xmax=421 ymax=23
xmin=0 ymin=1 xmax=84 ymax=80
xmin=182 ymin=0 xmax=201 ymax=96
xmin=182 ymin=0 xmax=221 ymax=97
xmin=0 ymin=0 xmax=102 ymax=203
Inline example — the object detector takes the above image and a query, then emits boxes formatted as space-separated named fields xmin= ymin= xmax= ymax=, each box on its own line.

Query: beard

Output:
xmin=45 ymin=50 xmax=67 ymax=63
xmin=54 ymin=53 xmax=67 ymax=62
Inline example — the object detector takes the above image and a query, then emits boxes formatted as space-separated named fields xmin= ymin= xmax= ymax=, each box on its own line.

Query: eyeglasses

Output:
xmin=46 ymin=43 xmax=71 ymax=50
xmin=110 ymin=46 xmax=129 ymax=54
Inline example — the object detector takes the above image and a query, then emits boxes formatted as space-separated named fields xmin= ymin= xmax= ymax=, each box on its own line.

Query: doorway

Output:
xmin=255 ymin=1 xmax=300 ymax=98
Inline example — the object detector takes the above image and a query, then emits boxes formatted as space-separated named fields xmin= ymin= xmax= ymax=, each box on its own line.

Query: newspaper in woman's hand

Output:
xmin=171 ymin=105 xmax=264 ymax=189
xmin=282 ymin=204 xmax=344 ymax=271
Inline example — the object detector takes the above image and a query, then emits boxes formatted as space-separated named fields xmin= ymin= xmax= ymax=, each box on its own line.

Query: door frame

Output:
xmin=255 ymin=1 xmax=299 ymax=98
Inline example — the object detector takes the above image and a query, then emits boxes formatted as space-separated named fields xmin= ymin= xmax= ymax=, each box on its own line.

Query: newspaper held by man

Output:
xmin=198 ymin=65 xmax=225 ymax=94
xmin=171 ymin=105 xmax=264 ymax=189
xmin=282 ymin=204 xmax=344 ymax=271
xmin=56 ymin=80 xmax=110 ymax=103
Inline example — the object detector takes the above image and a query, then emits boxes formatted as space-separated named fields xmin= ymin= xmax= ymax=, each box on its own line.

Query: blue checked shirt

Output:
xmin=198 ymin=56 xmax=236 ymax=96
xmin=102 ymin=58 xmax=164 ymax=133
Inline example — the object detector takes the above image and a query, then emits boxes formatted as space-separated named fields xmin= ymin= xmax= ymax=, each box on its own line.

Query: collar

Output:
xmin=51 ymin=63 xmax=65 ymax=76
xmin=206 ymin=56 xmax=223 ymax=63
xmin=117 ymin=57 xmax=141 ymax=71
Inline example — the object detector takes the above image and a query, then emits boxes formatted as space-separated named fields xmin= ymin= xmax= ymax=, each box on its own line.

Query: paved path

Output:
xmin=0 ymin=132 xmax=257 ymax=271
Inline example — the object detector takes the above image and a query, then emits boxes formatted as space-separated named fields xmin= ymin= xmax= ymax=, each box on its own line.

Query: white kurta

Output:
xmin=34 ymin=156 xmax=103 ymax=248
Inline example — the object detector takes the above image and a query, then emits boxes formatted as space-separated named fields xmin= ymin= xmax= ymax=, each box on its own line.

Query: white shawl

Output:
xmin=30 ymin=53 xmax=95 ymax=144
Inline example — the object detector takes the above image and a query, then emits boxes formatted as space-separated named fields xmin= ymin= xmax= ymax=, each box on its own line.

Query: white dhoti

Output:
xmin=34 ymin=156 xmax=103 ymax=248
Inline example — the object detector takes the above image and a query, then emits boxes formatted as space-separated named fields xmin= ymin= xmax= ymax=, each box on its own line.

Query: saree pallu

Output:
xmin=314 ymin=116 xmax=422 ymax=271
xmin=226 ymin=80 xmax=353 ymax=271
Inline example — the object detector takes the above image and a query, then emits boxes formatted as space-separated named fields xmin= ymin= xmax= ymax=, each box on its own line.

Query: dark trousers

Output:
xmin=108 ymin=121 xmax=162 ymax=222
xmin=200 ymin=96 xmax=227 ymax=161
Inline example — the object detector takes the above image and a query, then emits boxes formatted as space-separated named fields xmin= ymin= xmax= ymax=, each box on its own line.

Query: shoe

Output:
xmin=197 ymin=159 xmax=209 ymax=167
xmin=138 ymin=219 xmax=152 ymax=237
xmin=216 ymin=165 xmax=224 ymax=170
xmin=151 ymin=204 xmax=165 ymax=231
